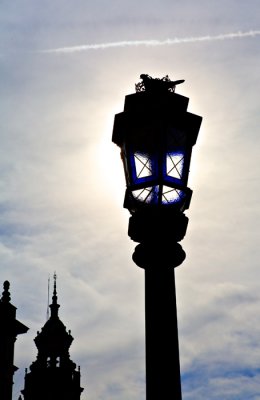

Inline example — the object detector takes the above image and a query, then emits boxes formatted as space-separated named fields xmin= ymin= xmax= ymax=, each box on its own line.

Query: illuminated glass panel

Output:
xmin=129 ymin=151 xmax=155 ymax=185
xmin=132 ymin=185 xmax=185 ymax=206
xmin=132 ymin=186 xmax=159 ymax=204
xmin=166 ymin=152 xmax=184 ymax=180
xmin=162 ymin=186 xmax=185 ymax=205
xmin=134 ymin=152 xmax=153 ymax=179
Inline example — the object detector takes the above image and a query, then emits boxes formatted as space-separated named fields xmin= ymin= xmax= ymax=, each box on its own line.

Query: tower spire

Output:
xmin=49 ymin=272 xmax=60 ymax=319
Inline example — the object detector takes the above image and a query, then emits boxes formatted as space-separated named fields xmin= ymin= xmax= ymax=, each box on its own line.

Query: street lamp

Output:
xmin=112 ymin=74 xmax=202 ymax=399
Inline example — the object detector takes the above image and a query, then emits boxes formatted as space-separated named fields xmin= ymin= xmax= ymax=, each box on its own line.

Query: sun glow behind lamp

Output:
xmin=112 ymin=74 xmax=202 ymax=399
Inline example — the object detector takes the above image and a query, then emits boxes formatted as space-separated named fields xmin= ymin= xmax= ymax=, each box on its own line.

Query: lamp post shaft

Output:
xmin=131 ymin=215 xmax=186 ymax=400
xmin=145 ymin=266 xmax=182 ymax=400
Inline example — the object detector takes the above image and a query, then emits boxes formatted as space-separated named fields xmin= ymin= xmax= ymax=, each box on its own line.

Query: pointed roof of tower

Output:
xmin=33 ymin=274 xmax=73 ymax=359
xmin=49 ymin=272 xmax=60 ymax=319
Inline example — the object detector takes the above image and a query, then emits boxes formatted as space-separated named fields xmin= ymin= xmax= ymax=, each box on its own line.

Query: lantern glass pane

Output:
xmin=162 ymin=186 xmax=185 ymax=205
xmin=134 ymin=152 xmax=153 ymax=179
xmin=130 ymin=151 xmax=156 ymax=185
xmin=166 ymin=152 xmax=184 ymax=180
xmin=132 ymin=186 xmax=160 ymax=204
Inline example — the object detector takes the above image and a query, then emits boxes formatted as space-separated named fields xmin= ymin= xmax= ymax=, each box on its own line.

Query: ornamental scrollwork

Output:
xmin=135 ymin=74 xmax=185 ymax=93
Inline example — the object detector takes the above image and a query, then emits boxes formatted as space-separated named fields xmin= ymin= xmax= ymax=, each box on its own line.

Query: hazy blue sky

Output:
xmin=1 ymin=1 xmax=260 ymax=399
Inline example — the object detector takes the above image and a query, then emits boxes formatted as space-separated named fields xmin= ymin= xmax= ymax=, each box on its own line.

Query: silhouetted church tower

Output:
xmin=0 ymin=281 xmax=28 ymax=400
xmin=20 ymin=275 xmax=84 ymax=400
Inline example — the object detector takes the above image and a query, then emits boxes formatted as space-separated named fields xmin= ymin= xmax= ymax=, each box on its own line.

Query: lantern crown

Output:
xmin=135 ymin=74 xmax=185 ymax=94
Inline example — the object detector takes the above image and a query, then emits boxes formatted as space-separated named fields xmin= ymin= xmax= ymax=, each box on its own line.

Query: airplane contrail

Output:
xmin=42 ymin=30 xmax=260 ymax=54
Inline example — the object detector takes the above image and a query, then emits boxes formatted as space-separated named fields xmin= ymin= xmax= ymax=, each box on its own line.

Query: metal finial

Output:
xmin=52 ymin=272 xmax=57 ymax=304
xmin=135 ymin=74 xmax=185 ymax=93
xmin=49 ymin=272 xmax=60 ymax=318
xmin=54 ymin=272 xmax=57 ymax=292
xmin=1 ymin=281 xmax=11 ymax=303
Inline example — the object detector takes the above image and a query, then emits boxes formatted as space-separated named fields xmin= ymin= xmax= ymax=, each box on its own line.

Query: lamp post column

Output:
xmin=144 ymin=265 xmax=181 ymax=399
xmin=129 ymin=211 xmax=187 ymax=400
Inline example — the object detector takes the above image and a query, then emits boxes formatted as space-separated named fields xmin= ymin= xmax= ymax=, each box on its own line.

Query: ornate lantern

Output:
xmin=112 ymin=75 xmax=202 ymax=216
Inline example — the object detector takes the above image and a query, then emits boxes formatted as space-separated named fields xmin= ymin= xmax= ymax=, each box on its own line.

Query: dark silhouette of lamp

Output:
xmin=112 ymin=74 xmax=202 ymax=400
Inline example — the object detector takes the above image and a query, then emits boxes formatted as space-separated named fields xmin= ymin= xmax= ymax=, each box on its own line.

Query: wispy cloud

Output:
xmin=41 ymin=30 xmax=260 ymax=54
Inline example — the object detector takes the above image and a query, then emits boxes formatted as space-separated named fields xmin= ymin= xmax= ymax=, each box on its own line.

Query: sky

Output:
xmin=0 ymin=1 xmax=260 ymax=399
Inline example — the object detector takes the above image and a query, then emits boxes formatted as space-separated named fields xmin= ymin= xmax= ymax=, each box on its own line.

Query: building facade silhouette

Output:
xmin=20 ymin=276 xmax=84 ymax=400
xmin=0 ymin=281 xmax=28 ymax=400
